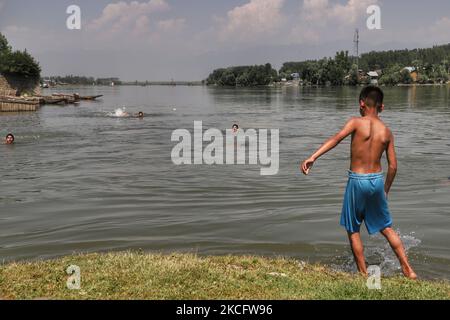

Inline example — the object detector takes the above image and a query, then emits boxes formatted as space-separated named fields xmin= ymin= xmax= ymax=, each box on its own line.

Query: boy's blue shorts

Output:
xmin=340 ymin=171 xmax=393 ymax=235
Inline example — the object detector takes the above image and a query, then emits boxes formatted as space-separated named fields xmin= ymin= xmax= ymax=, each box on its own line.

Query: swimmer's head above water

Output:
xmin=232 ymin=124 xmax=239 ymax=133
xmin=138 ymin=112 xmax=144 ymax=118
xmin=5 ymin=133 xmax=14 ymax=145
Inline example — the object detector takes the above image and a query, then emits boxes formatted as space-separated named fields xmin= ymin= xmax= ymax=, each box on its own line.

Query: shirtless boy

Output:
xmin=301 ymin=86 xmax=417 ymax=279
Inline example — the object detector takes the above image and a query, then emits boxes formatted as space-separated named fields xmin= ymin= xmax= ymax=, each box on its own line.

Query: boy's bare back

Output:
xmin=349 ymin=117 xmax=394 ymax=174
xmin=301 ymin=115 xmax=397 ymax=187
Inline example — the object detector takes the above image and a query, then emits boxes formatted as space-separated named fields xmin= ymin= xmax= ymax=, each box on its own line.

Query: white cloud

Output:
xmin=82 ymin=0 xmax=192 ymax=48
xmin=217 ymin=0 xmax=285 ymax=43
xmin=88 ymin=0 xmax=170 ymax=34
xmin=303 ymin=0 xmax=328 ymax=23
xmin=301 ymin=0 xmax=378 ymax=25
xmin=212 ymin=0 xmax=380 ymax=47
xmin=157 ymin=18 xmax=186 ymax=33
xmin=328 ymin=0 xmax=377 ymax=25
xmin=132 ymin=15 xmax=151 ymax=36
xmin=287 ymin=0 xmax=379 ymax=45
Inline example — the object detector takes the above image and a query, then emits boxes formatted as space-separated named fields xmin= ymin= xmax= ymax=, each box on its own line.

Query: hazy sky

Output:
xmin=1 ymin=0 xmax=449 ymax=81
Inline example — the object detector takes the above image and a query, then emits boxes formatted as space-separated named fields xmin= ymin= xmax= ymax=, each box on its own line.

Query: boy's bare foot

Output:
xmin=403 ymin=268 xmax=418 ymax=280
xmin=401 ymin=264 xmax=417 ymax=279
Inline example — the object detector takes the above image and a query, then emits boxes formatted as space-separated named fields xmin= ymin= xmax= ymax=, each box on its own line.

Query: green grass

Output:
xmin=0 ymin=252 xmax=448 ymax=300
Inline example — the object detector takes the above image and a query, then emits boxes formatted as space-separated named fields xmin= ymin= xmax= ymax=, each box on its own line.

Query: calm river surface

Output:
xmin=1 ymin=85 xmax=449 ymax=279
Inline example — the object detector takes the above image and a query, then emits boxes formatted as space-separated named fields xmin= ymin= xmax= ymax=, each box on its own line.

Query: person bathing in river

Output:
xmin=5 ymin=133 xmax=14 ymax=145
xmin=301 ymin=86 xmax=417 ymax=279
xmin=232 ymin=124 xmax=239 ymax=133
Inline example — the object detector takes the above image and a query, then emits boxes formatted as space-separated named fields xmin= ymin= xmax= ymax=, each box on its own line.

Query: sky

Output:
xmin=1 ymin=0 xmax=450 ymax=81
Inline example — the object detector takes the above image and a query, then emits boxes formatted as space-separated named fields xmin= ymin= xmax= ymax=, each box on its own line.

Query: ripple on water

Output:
xmin=330 ymin=230 xmax=422 ymax=276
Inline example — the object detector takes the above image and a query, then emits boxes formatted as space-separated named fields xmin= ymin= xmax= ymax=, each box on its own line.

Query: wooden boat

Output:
xmin=52 ymin=93 xmax=80 ymax=103
xmin=79 ymin=95 xmax=103 ymax=101
xmin=42 ymin=96 xmax=66 ymax=105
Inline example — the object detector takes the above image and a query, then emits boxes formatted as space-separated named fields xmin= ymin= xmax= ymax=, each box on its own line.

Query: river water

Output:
xmin=1 ymin=85 xmax=449 ymax=280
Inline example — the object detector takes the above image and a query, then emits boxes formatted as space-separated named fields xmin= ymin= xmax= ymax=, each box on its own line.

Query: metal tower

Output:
xmin=354 ymin=29 xmax=360 ymax=69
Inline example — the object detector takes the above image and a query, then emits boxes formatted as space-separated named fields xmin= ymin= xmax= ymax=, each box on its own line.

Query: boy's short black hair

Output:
xmin=232 ymin=124 xmax=239 ymax=129
xmin=359 ymin=86 xmax=384 ymax=107
xmin=6 ymin=133 xmax=14 ymax=139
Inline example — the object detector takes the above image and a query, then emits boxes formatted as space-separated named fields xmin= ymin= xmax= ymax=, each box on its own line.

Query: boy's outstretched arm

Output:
xmin=301 ymin=118 xmax=356 ymax=175
xmin=384 ymin=131 xmax=398 ymax=196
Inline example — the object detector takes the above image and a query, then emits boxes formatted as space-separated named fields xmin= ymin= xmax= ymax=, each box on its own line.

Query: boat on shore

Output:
xmin=51 ymin=93 xmax=103 ymax=101
xmin=79 ymin=95 xmax=103 ymax=101
xmin=0 ymin=92 xmax=104 ymax=111
xmin=51 ymin=93 xmax=80 ymax=104
xmin=42 ymin=96 xmax=67 ymax=105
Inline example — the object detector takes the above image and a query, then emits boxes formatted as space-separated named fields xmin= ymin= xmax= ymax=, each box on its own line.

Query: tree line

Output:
xmin=280 ymin=51 xmax=355 ymax=86
xmin=209 ymin=43 xmax=450 ymax=86
xmin=43 ymin=75 xmax=122 ymax=86
xmin=206 ymin=64 xmax=278 ymax=86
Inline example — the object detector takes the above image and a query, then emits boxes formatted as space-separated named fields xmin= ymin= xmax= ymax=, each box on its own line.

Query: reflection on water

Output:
xmin=0 ymin=85 xmax=449 ymax=280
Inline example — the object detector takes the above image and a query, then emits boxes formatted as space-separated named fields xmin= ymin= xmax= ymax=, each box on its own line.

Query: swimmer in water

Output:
xmin=232 ymin=124 xmax=239 ymax=133
xmin=137 ymin=112 xmax=144 ymax=118
xmin=442 ymin=177 xmax=450 ymax=186
xmin=5 ymin=133 xmax=14 ymax=145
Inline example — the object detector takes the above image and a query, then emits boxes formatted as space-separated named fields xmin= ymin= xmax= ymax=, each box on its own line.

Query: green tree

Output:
xmin=0 ymin=50 xmax=41 ymax=80
xmin=236 ymin=73 xmax=250 ymax=86
xmin=0 ymin=32 xmax=11 ymax=53
xmin=347 ymin=64 xmax=360 ymax=86
xmin=432 ymin=64 xmax=449 ymax=82
xmin=0 ymin=33 xmax=41 ymax=80
xmin=218 ymin=69 xmax=236 ymax=86
xmin=378 ymin=64 xmax=401 ymax=85
xmin=417 ymin=73 xmax=430 ymax=84
xmin=206 ymin=64 xmax=278 ymax=87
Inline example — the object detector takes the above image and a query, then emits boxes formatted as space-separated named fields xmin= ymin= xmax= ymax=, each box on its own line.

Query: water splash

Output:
xmin=331 ymin=230 xmax=421 ymax=276
xmin=108 ymin=108 xmax=129 ymax=118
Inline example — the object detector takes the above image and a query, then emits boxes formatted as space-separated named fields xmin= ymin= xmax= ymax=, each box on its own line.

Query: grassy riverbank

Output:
xmin=0 ymin=252 xmax=448 ymax=300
